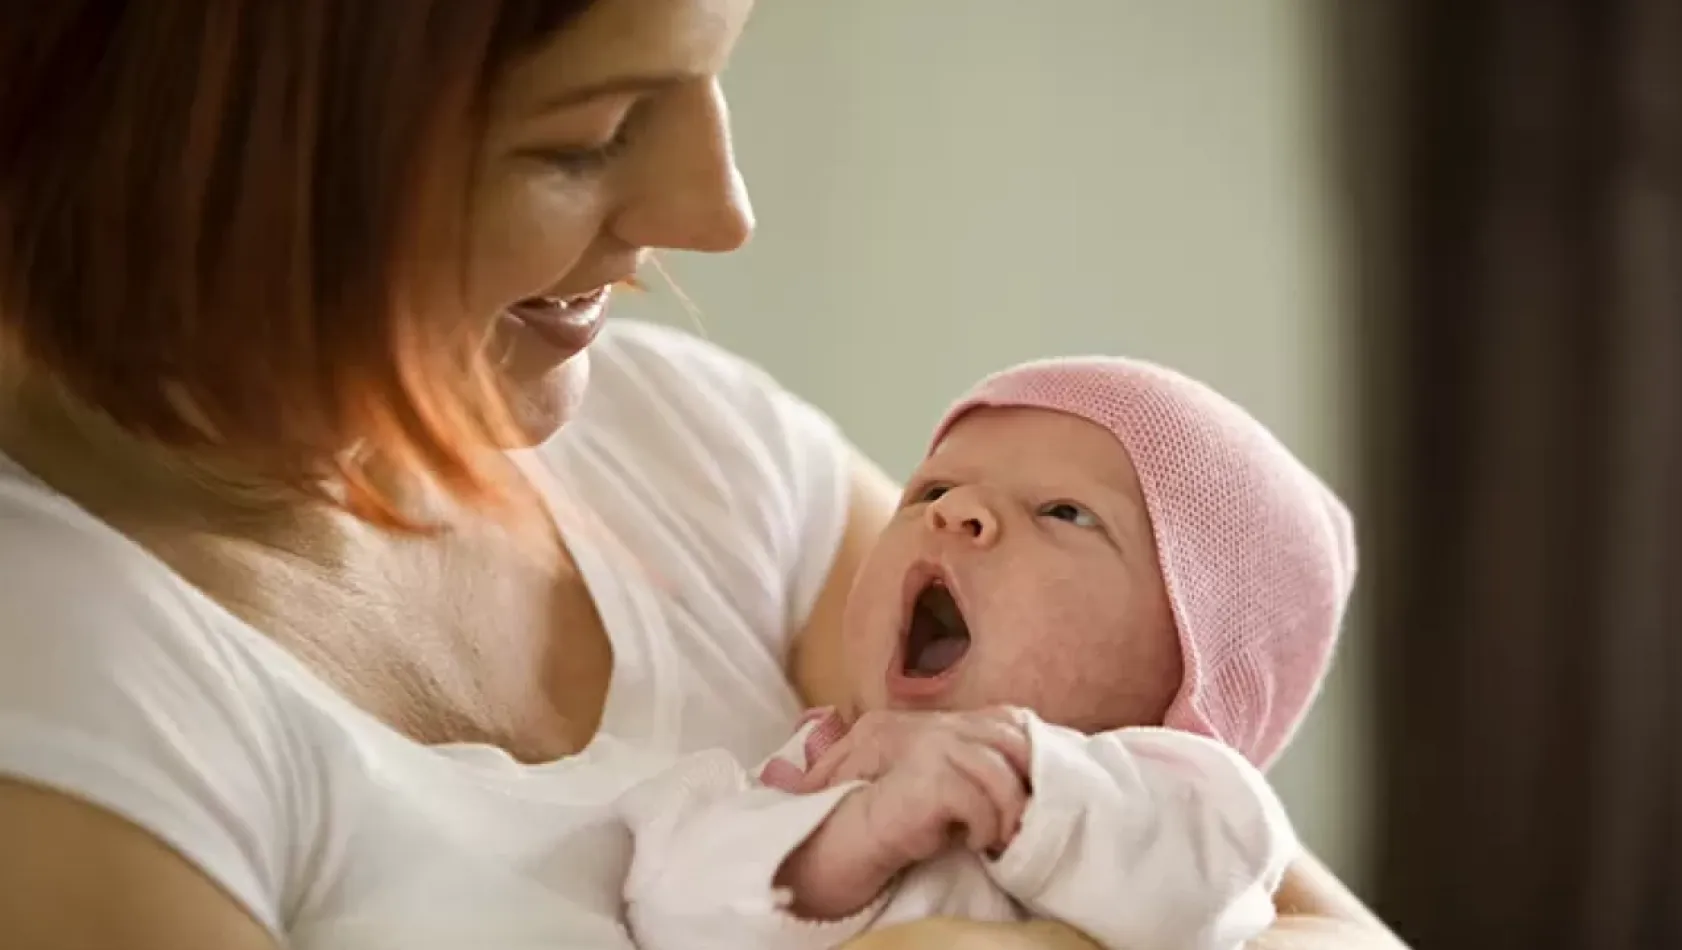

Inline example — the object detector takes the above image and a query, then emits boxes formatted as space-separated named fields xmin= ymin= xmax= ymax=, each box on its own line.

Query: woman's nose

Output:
xmin=924 ymin=488 xmax=1001 ymax=546
xmin=610 ymin=79 xmax=755 ymax=254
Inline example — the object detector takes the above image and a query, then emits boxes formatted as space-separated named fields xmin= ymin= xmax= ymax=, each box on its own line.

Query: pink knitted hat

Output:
xmin=929 ymin=357 xmax=1356 ymax=769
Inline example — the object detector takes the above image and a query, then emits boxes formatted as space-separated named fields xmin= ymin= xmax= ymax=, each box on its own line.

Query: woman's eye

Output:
xmin=534 ymin=121 xmax=635 ymax=175
xmin=1039 ymin=501 xmax=1099 ymax=528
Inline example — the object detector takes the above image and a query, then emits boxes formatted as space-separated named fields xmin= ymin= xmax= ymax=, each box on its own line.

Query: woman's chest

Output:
xmin=271 ymin=544 xmax=803 ymax=764
xmin=287 ymin=738 xmax=666 ymax=950
xmin=175 ymin=490 xmax=809 ymax=760
xmin=197 ymin=531 xmax=619 ymax=760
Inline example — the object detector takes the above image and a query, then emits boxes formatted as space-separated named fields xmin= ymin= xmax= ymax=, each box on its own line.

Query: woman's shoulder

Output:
xmin=0 ymin=462 xmax=203 ymax=639
xmin=548 ymin=317 xmax=854 ymax=665
xmin=578 ymin=317 xmax=848 ymax=501
xmin=0 ymin=458 xmax=239 ymax=658
xmin=565 ymin=319 xmax=853 ymax=620
xmin=582 ymin=317 xmax=824 ymax=441
xmin=0 ymin=460 xmax=309 ymax=931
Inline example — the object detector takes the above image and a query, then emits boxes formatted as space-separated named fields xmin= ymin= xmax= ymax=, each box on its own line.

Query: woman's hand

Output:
xmin=833 ymin=853 xmax=1410 ymax=950
xmin=837 ymin=858 xmax=1412 ymax=950
xmin=1256 ymin=852 xmax=1408 ymax=949
xmin=839 ymin=917 xmax=1101 ymax=950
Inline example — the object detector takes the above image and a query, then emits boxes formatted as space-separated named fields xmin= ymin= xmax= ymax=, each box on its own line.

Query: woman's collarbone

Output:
xmin=168 ymin=524 xmax=613 ymax=758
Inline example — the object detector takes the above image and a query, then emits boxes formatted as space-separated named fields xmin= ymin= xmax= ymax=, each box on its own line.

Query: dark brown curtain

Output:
xmin=1332 ymin=1 xmax=1682 ymax=948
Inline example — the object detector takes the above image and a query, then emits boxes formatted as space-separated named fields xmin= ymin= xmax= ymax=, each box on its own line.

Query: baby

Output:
xmin=616 ymin=357 xmax=1357 ymax=950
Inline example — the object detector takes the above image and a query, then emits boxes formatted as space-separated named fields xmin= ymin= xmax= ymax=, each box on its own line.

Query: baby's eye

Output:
xmin=915 ymin=484 xmax=951 ymax=504
xmin=1039 ymin=501 xmax=1100 ymax=528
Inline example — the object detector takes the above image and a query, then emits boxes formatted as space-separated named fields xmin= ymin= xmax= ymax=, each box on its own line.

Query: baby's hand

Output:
xmin=797 ymin=707 xmax=1033 ymax=793
xmin=776 ymin=709 xmax=1033 ymax=920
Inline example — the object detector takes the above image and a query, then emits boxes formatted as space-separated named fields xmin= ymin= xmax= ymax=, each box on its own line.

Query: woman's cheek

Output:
xmin=467 ymin=174 xmax=606 ymax=308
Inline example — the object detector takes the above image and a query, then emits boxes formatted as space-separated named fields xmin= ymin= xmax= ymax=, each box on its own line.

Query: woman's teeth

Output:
xmin=506 ymin=287 xmax=610 ymax=350
xmin=517 ymin=289 xmax=601 ymax=313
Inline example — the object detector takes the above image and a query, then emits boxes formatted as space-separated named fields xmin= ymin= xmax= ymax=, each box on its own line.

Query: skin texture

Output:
xmin=842 ymin=407 xmax=1182 ymax=731
xmin=0 ymin=1 xmax=1403 ymax=947
xmin=461 ymin=0 xmax=757 ymax=436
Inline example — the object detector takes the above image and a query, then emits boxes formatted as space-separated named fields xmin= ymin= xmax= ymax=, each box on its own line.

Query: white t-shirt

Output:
xmin=0 ymin=319 xmax=854 ymax=948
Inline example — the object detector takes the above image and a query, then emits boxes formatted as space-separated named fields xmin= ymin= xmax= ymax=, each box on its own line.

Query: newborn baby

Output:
xmin=617 ymin=357 xmax=1357 ymax=950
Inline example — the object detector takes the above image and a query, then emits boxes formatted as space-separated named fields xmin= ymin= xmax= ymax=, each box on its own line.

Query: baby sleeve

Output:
xmin=987 ymin=714 xmax=1298 ymax=950
xmin=618 ymin=741 xmax=880 ymax=950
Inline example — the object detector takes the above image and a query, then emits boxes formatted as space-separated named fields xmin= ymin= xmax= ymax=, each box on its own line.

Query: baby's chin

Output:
xmin=862 ymin=676 xmax=1090 ymax=728
xmin=858 ymin=669 xmax=988 ymax=716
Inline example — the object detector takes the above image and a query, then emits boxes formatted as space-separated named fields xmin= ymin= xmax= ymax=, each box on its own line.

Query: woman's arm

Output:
xmin=842 ymin=918 xmax=1102 ymax=950
xmin=793 ymin=458 xmax=1407 ymax=950
xmin=834 ymin=853 xmax=1409 ymax=950
xmin=0 ymin=780 xmax=279 ymax=950
xmin=1253 ymin=852 xmax=1406 ymax=950
xmin=788 ymin=447 xmax=901 ymax=715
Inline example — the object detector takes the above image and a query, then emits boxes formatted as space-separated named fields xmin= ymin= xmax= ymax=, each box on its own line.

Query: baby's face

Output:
xmin=841 ymin=407 xmax=1182 ymax=732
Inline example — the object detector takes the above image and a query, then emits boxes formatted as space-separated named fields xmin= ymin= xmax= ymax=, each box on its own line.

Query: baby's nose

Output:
xmin=925 ymin=488 xmax=1000 ymax=546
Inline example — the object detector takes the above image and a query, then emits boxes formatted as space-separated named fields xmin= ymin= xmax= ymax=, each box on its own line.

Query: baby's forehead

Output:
xmin=922 ymin=406 xmax=1145 ymax=499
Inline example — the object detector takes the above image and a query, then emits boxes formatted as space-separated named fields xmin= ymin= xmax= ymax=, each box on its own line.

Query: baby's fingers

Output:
xmin=934 ymin=767 xmax=1002 ymax=854
xmin=797 ymin=731 xmax=879 ymax=791
xmin=949 ymin=745 xmax=1028 ymax=852
xmin=953 ymin=711 xmax=1033 ymax=783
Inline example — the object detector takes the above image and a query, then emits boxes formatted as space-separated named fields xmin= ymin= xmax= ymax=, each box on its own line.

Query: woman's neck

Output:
xmin=0 ymin=377 xmax=560 ymax=580
xmin=0 ymin=382 xmax=381 ymax=562
xmin=0 ymin=384 xmax=600 ymax=757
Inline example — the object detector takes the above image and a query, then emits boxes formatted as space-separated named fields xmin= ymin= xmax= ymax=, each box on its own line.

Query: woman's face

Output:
xmin=458 ymin=0 xmax=756 ymax=438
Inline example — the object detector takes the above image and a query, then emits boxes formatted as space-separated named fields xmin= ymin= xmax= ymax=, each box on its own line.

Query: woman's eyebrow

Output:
xmin=529 ymin=71 xmax=695 ymax=114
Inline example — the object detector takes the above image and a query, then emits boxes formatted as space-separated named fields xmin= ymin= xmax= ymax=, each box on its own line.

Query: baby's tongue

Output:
xmin=911 ymin=635 xmax=969 ymax=676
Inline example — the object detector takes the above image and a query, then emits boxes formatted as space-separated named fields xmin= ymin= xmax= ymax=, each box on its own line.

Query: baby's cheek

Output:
xmin=978 ymin=600 xmax=1106 ymax=715
xmin=838 ymin=551 xmax=908 ymax=700
xmin=987 ymin=591 xmax=1176 ymax=731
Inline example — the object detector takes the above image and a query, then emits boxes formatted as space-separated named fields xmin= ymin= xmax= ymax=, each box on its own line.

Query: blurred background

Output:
xmin=618 ymin=3 xmax=1682 ymax=948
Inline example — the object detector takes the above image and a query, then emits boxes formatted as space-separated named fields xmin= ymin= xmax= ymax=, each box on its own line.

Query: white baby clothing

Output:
xmin=621 ymin=707 xmax=1299 ymax=950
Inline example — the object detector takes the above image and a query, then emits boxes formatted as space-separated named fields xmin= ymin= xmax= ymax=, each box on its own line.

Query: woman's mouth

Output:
xmin=505 ymin=285 xmax=612 ymax=353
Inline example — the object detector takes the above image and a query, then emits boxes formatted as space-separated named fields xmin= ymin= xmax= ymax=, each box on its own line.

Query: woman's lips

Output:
xmin=505 ymin=286 xmax=611 ymax=353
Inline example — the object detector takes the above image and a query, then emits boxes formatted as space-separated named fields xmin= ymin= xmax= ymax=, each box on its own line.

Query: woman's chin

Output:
xmin=500 ymin=350 xmax=591 ymax=447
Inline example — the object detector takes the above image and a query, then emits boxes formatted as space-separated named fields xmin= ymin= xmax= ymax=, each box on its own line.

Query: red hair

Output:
xmin=0 ymin=2 xmax=596 ymax=526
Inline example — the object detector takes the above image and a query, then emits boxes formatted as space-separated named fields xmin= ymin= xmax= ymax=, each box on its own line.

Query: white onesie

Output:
xmin=619 ymin=707 xmax=1298 ymax=950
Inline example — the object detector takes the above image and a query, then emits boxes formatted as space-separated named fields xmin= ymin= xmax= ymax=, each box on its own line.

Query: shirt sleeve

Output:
xmin=0 ymin=507 xmax=307 ymax=934
xmin=593 ymin=320 xmax=854 ymax=642
xmin=987 ymin=714 xmax=1298 ymax=950
xmin=618 ymin=746 xmax=882 ymax=950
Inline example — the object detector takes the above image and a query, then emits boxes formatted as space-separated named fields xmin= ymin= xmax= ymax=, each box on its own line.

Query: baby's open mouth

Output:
xmin=902 ymin=580 xmax=971 ymax=677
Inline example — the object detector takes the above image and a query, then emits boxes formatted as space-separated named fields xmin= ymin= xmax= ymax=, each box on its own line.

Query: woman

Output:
xmin=0 ymin=3 xmax=1401 ymax=948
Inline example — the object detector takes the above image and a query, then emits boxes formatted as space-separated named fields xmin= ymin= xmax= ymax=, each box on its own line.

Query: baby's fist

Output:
xmin=777 ymin=711 xmax=1033 ymax=920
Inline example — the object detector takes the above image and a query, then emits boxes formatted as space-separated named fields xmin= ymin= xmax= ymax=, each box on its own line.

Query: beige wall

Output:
xmin=620 ymin=1 xmax=1372 ymax=890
